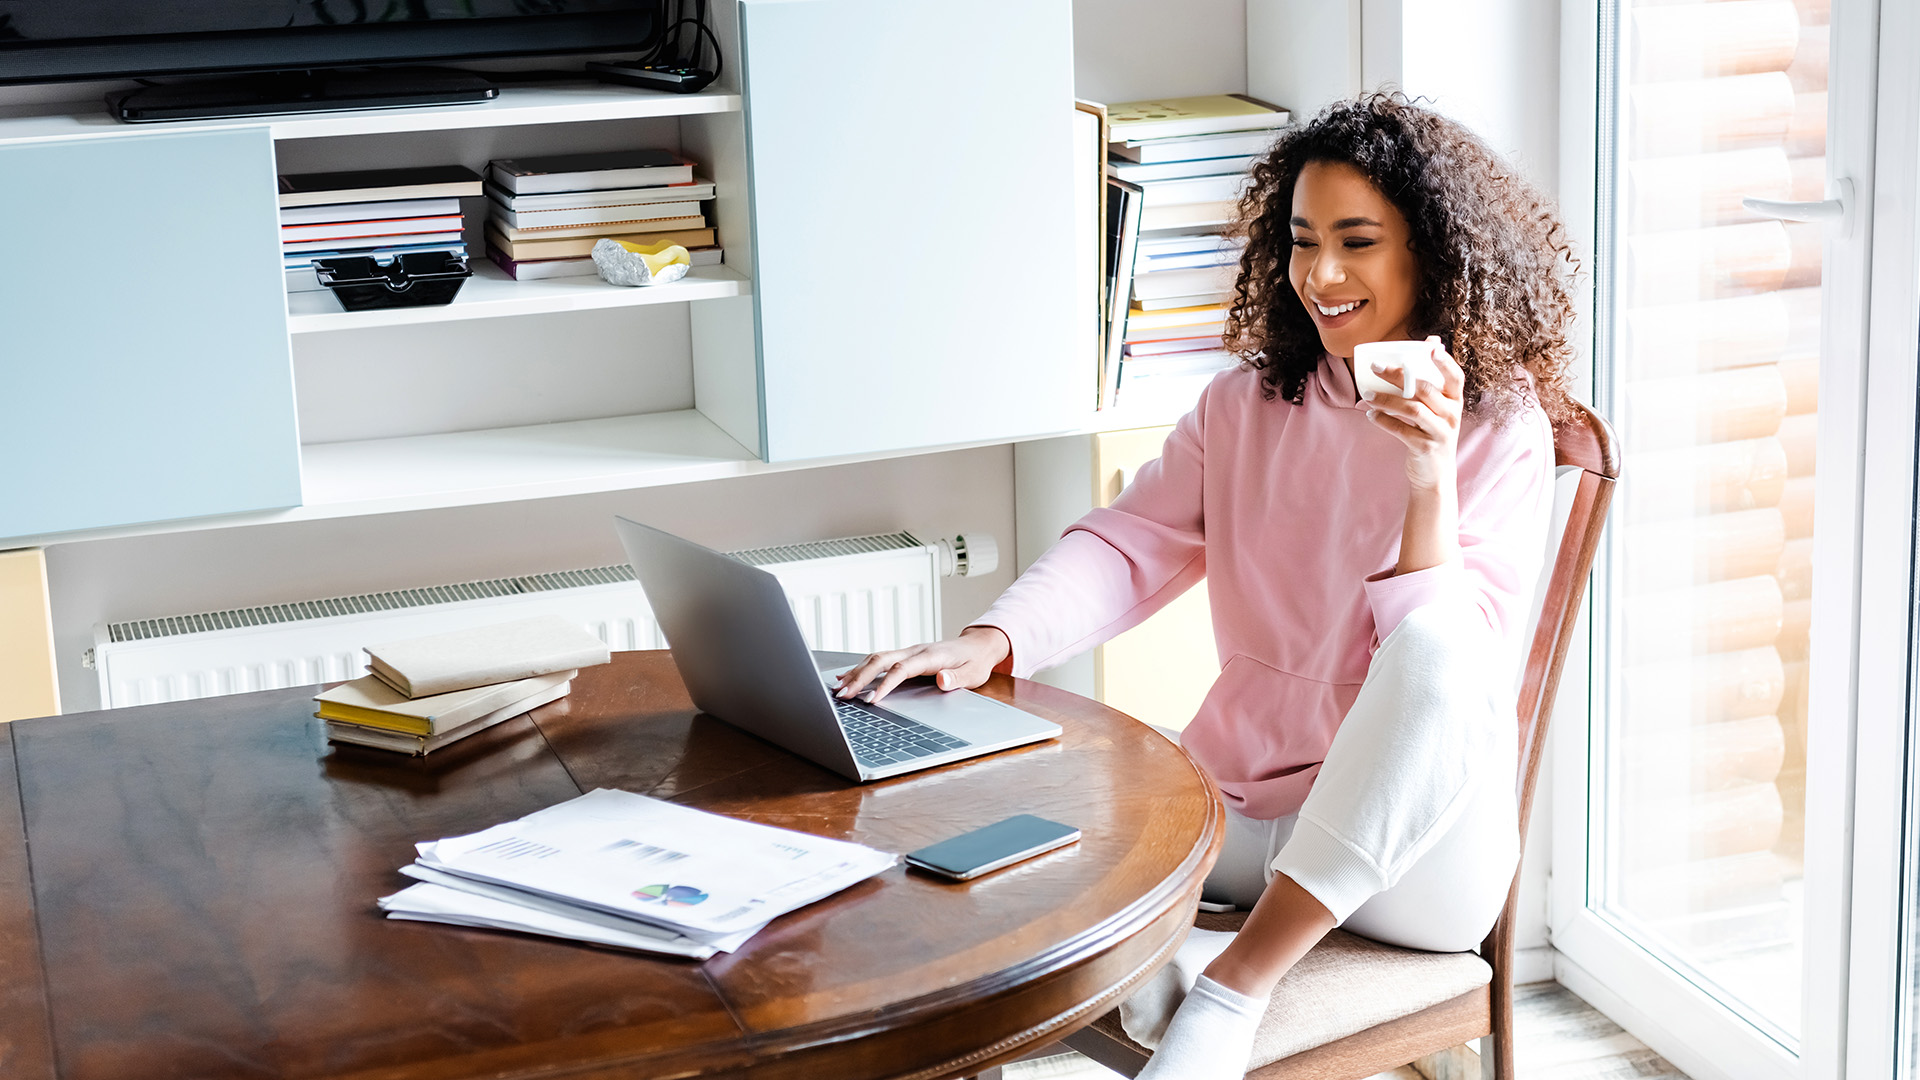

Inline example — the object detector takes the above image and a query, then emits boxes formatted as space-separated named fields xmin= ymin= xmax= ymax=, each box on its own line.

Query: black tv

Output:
xmin=0 ymin=1 xmax=666 ymax=121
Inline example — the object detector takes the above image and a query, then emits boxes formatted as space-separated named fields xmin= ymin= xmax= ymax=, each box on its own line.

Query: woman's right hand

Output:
xmin=833 ymin=625 xmax=1012 ymax=705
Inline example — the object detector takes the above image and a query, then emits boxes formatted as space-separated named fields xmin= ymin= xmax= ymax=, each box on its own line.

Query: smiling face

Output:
xmin=1287 ymin=159 xmax=1421 ymax=360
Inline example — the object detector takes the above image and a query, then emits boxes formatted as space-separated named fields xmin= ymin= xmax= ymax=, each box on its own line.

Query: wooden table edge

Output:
xmin=510 ymin=746 xmax=1230 ymax=1080
xmin=718 ymin=707 xmax=1230 ymax=1068
xmin=0 ymin=724 xmax=58 ymax=1080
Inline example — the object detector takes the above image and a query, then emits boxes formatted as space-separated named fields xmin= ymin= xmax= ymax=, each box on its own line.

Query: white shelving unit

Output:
xmin=245 ymin=38 xmax=771 ymax=524
xmin=2 ymin=0 xmax=1088 ymax=547
xmin=286 ymin=260 xmax=750 ymax=333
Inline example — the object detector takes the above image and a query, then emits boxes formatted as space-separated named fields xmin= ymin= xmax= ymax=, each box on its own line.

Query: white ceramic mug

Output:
xmin=1352 ymin=339 xmax=1440 ymax=400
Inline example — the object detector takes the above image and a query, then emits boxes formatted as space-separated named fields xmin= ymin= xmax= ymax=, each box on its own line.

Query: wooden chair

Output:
xmin=1053 ymin=402 xmax=1620 ymax=1080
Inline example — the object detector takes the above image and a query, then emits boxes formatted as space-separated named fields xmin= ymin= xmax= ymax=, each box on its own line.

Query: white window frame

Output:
xmin=1547 ymin=1 xmax=1920 ymax=1078
xmin=1841 ymin=2 xmax=1920 ymax=1076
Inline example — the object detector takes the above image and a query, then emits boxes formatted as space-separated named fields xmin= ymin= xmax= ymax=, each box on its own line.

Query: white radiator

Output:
xmin=90 ymin=531 xmax=997 ymax=709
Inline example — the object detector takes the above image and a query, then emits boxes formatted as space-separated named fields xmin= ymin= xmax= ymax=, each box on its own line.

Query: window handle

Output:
xmin=1743 ymin=177 xmax=1854 ymax=237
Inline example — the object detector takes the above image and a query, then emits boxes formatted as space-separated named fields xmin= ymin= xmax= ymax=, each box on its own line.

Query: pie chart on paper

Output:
xmin=634 ymin=883 xmax=709 ymax=907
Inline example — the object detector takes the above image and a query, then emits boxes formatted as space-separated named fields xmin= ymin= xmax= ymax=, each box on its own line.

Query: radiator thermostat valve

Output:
xmin=934 ymin=533 xmax=999 ymax=578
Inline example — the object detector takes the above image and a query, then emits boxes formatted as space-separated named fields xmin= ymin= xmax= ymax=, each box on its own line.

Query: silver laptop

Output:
xmin=614 ymin=517 xmax=1061 ymax=781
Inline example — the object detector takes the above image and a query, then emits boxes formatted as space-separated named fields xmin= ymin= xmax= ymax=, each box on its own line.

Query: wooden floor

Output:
xmin=1004 ymin=982 xmax=1691 ymax=1080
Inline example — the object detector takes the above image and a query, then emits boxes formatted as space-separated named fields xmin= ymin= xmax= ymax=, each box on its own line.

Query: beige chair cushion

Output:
xmin=1093 ymin=913 xmax=1492 ymax=1070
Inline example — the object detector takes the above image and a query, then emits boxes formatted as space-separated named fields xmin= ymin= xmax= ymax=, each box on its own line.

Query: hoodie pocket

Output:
xmin=1179 ymin=654 xmax=1360 ymax=817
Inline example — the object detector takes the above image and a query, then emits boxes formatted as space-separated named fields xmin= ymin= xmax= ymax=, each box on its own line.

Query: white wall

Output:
xmin=1073 ymin=0 xmax=1247 ymax=103
xmin=1390 ymin=0 xmax=1563 ymax=193
xmin=47 ymin=446 xmax=1018 ymax=713
xmin=1246 ymin=0 xmax=1562 ymax=192
xmin=1247 ymin=0 xmax=1362 ymax=119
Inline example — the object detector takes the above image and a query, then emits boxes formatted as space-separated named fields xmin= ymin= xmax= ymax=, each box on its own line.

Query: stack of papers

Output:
xmin=378 ymin=788 xmax=896 ymax=959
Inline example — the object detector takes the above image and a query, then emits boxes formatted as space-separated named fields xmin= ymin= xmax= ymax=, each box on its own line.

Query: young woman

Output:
xmin=837 ymin=93 xmax=1580 ymax=1079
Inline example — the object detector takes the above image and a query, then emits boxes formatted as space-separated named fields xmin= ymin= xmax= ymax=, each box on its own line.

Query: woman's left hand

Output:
xmin=1362 ymin=336 xmax=1463 ymax=491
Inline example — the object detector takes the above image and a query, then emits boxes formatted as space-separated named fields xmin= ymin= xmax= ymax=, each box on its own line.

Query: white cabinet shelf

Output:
xmin=0 ymin=408 xmax=1024 ymax=548
xmin=298 ymin=409 xmax=760 ymax=514
xmin=294 ymin=408 xmax=1022 ymax=521
xmin=286 ymin=259 xmax=749 ymax=333
xmin=0 ymin=85 xmax=740 ymax=146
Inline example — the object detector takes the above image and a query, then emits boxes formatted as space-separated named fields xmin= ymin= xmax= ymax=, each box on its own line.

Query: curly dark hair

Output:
xmin=1224 ymin=92 xmax=1580 ymax=424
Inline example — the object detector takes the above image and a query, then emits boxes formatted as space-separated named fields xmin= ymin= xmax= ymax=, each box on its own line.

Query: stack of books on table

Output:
xmin=378 ymin=787 xmax=897 ymax=958
xmin=1098 ymin=95 xmax=1290 ymax=409
xmin=483 ymin=149 xmax=724 ymax=281
xmin=278 ymin=166 xmax=483 ymax=293
xmin=317 ymin=615 xmax=611 ymax=755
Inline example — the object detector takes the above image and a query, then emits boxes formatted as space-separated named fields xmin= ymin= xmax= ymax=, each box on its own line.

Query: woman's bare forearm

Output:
xmin=1395 ymin=468 xmax=1459 ymax=576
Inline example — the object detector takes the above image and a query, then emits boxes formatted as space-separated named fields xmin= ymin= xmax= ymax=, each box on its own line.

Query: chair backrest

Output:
xmin=1512 ymin=401 xmax=1620 ymax=840
xmin=1480 ymin=400 xmax=1618 ymax=1079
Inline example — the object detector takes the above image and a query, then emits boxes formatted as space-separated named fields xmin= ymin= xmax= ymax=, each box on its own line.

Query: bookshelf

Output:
xmin=0 ymin=0 xmax=1080 ymax=546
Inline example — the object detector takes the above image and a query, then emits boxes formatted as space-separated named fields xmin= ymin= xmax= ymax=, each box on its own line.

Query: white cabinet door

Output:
xmin=0 ymin=127 xmax=299 ymax=541
xmin=739 ymin=0 xmax=1080 ymax=461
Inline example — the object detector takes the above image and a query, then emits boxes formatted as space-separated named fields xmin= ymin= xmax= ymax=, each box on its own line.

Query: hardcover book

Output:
xmin=316 ymin=669 xmax=576 ymax=735
xmin=365 ymin=615 xmax=611 ymax=698
xmin=489 ymin=150 xmax=692 ymax=194
xmin=1109 ymin=129 xmax=1282 ymax=164
xmin=277 ymin=165 xmax=483 ymax=208
xmin=280 ymin=214 xmax=465 ymax=243
xmin=485 ymin=179 xmax=715 ymax=211
xmin=492 ymin=215 xmax=705 ymax=240
xmin=486 ymin=225 xmax=715 ymax=261
xmin=324 ymin=679 xmax=572 ymax=754
xmin=279 ymin=197 xmax=463 ymax=226
xmin=282 ymin=230 xmax=463 ymax=255
xmin=489 ymin=200 xmax=703 ymax=230
xmin=1105 ymin=95 xmax=1290 ymax=144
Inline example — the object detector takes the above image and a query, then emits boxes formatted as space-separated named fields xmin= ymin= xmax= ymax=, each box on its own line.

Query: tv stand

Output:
xmin=106 ymin=68 xmax=496 ymax=123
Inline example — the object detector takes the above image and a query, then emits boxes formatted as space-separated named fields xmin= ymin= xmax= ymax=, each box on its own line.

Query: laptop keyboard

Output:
xmin=834 ymin=697 xmax=970 ymax=770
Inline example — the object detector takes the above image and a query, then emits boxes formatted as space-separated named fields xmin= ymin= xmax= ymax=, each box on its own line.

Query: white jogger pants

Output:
xmin=1118 ymin=602 xmax=1522 ymax=1048
xmin=1205 ymin=600 xmax=1520 ymax=951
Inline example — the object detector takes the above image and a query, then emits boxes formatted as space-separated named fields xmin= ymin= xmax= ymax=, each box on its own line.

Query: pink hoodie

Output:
xmin=975 ymin=357 xmax=1555 ymax=820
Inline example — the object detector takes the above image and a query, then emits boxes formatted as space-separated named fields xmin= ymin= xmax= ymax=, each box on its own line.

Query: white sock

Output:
xmin=1120 ymin=927 xmax=1237 ymax=1047
xmin=1135 ymin=974 xmax=1268 ymax=1080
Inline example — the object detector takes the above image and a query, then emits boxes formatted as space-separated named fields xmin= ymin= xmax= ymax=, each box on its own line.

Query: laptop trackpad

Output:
xmin=878 ymin=682 xmax=1059 ymax=745
xmin=820 ymin=666 xmax=1060 ymax=746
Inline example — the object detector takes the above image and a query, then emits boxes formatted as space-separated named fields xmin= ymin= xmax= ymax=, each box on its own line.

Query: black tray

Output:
xmin=315 ymin=251 xmax=471 ymax=311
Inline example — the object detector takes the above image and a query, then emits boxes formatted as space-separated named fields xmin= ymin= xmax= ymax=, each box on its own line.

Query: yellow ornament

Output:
xmin=591 ymin=237 xmax=693 ymax=286
xmin=612 ymin=239 xmax=691 ymax=275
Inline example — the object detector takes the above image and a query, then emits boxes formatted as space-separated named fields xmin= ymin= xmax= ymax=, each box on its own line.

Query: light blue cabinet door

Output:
xmin=740 ymin=0 xmax=1080 ymax=461
xmin=0 ymin=128 xmax=300 ymax=540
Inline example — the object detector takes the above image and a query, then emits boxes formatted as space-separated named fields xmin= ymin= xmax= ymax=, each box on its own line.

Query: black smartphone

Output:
xmin=904 ymin=814 xmax=1081 ymax=881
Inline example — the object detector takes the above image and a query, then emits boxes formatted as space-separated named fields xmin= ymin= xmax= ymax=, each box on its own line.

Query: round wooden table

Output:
xmin=0 ymin=650 xmax=1223 ymax=1080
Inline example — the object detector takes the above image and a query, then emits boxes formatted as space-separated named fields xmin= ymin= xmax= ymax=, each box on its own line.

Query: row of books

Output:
xmin=279 ymin=165 xmax=482 ymax=293
xmin=482 ymin=148 xmax=724 ymax=281
xmin=1098 ymin=95 xmax=1290 ymax=410
xmin=316 ymin=615 xmax=611 ymax=754
xmin=276 ymin=151 xmax=727 ymax=294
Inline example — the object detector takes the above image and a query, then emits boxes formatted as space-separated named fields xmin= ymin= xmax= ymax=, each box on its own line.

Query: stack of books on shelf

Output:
xmin=278 ymin=166 xmax=483 ymax=293
xmin=483 ymin=149 xmax=724 ymax=281
xmin=1099 ymin=94 xmax=1290 ymax=410
xmin=378 ymin=788 xmax=896 ymax=958
xmin=317 ymin=615 xmax=611 ymax=755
